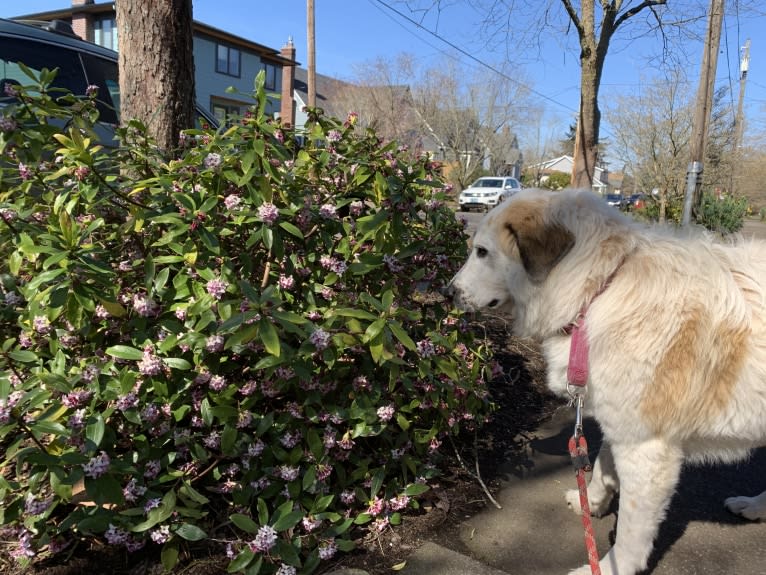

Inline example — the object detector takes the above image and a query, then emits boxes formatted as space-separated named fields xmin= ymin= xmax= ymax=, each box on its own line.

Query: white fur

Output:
xmin=449 ymin=189 xmax=766 ymax=575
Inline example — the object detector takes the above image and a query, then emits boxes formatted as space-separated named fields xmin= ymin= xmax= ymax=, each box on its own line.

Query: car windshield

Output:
xmin=472 ymin=179 xmax=503 ymax=188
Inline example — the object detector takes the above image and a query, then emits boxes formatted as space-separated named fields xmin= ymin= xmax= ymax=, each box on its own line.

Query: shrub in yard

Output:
xmin=696 ymin=192 xmax=748 ymax=235
xmin=540 ymin=172 xmax=570 ymax=191
xmin=0 ymin=70 xmax=495 ymax=574
xmin=638 ymin=191 xmax=746 ymax=234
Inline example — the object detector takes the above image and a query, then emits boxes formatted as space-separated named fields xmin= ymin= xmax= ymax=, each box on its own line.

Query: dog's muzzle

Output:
xmin=443 ymin=280 xmax=487 ymax=312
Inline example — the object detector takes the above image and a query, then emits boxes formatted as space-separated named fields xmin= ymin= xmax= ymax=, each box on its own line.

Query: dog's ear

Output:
xmin=503 ymin=201 xmax=574 ymax=283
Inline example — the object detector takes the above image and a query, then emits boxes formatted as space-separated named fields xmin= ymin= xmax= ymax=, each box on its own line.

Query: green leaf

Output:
xmin=353 ymin=512 xmax=372 ymax=525
xmin=434 ymin=357 xmax=458 ymax=380
xmin=105 ymin=345 xmax=144 ymax=361
xmin=336 ymin=538 xmax=356 ymax=552
xmin=85 ymin=415 xmax=105 ymax=448
xmin=179 ymin=482 xmax=209 ymax=505
xmin=331 ymin=308 xmax=377 ymax=321
xmin=370 ymin=469 xmax=384 ymax=497
xmin=26 ymin=268 xmax=65 ymax=291
xmin=278 ymin=221 xmax=304 ymax=239
xmin=363 ymin=318 xmax=386 ymax=343
xmin=131 ymin=490 xmax=176 ymax=532
xmin=85 ymin=474 xmax=125 ymax=506
xmin=274 ymin=539 xmax=301 ymax=566
xmin=257 ymin=498 xmax=269 ymax=525
xmin=307 ymin=428 xmax=323 ymax=460
xmin=230 ymin=513 xmax=259 ymax=534
xmin=356 ymin=208 xmax=388 ymax=237
xmin=312 ymin=494 xmax=334 ymax=513
xmin=7 ymin=350 xmax=39 ymax=363
xmin=162 ymin=357 xmax=192 ymax=370
xmin=259 ymin=317 xmax=280 ymax=356
xmin=272 ymin=510 xmax=303 ymax=532
xmin=404 ymin=483 xmax=431 ymax=496
xmin=30 ymin=420 xmax=68 ymax=436
xmin=227 ymin=548 xmax=255 ymax=573
xmin=243 ymin=556 xmax=263 ymax=575
xmin=161 ymin=542 xmax=180 ymax=571
xmin=175 ymin=523 xmax=207 ymax=541
xmin=302 ymin=465 xmax=316 ymax=491
xmin=221 ymin=425 xmax=237 ymax=456
xmin=389 ymin=320 xmax=416 ymax=350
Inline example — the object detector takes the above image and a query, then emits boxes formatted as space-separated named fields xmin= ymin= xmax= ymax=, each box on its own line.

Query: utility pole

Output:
xmin=307 ymin=0 xmax=316 ymax=108
xmin=734 ymin=39 xmax=751 ymax=151
xmin=681 ymin=0 xmax=724 ymax=226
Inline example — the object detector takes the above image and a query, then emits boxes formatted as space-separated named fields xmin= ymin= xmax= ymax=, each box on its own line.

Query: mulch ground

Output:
xmin=6 ymin=312 xmax=562 ymax=575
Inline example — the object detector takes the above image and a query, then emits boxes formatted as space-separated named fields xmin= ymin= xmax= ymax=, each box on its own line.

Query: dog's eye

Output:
xmin=475 ymin=246 xmax=488 ymax=258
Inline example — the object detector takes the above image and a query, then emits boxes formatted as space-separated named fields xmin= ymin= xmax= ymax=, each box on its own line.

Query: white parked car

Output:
xmin=458 ymin=176 xmax=522 ymax=212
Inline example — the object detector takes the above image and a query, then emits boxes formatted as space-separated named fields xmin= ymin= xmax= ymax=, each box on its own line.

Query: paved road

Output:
xmin=741 ymin=218 xmax=766 ymax=240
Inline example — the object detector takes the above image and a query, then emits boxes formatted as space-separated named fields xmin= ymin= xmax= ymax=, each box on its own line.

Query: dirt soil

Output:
xmin=8 ymin=312 xmax=562 ymax=575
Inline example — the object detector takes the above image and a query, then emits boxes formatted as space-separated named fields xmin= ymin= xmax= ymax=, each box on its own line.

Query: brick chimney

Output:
xmin=70 ymin=0 xmax=95 ymax=41
xmin=280 ymin=37 xmax=296 ymax=128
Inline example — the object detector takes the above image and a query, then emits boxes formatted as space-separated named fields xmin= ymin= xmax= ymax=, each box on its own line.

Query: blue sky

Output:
xmin=6 ymin=0 xmax=766 ymax=147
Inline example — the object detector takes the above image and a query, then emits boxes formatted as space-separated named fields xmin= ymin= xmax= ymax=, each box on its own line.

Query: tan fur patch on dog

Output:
xmin=641 ymin=309 xmax=745 ymax=434
xmin=500 ymin=198 xmax=574 ymax=282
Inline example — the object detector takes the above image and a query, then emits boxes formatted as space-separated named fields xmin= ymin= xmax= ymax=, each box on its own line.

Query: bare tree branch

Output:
xmin=613 ymin=0 xmax=667 ymax=30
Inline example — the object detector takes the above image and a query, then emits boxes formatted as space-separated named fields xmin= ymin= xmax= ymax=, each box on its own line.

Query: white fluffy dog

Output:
xmin=448 ymin=188 xmax=766 ymax=575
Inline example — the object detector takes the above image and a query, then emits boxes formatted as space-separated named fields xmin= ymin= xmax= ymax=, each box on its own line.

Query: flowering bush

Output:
xmin=0 ymin=70 xmax=495 ymax=573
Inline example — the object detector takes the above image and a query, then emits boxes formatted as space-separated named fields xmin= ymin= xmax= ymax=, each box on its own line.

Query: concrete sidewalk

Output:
xmin=382 ymin=409 xmax=766 ymax=574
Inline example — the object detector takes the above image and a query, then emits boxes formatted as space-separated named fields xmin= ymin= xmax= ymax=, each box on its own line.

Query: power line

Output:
xmin=370 ymin=0 xmax=579 ymax=115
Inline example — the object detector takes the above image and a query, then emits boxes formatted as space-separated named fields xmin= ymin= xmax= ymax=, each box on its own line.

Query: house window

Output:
xmin=211 ymin=97 xmax=246 ymax=125
xmin=216 ymin=44 xmax=240 ymax=77
xmin=93 ymin=16 xmax=117 ymax=51
xmin=263 ymin=63 xmax=277 ymax=90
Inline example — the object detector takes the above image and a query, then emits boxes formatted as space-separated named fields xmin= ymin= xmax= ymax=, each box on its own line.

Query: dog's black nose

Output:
xmin=442 ymin=282 xmax=455 ymax=300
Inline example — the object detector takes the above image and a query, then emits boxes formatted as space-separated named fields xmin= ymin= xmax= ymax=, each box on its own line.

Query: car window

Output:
xmin=0 ymin=36 xmax=87 ymax=102
xmin=478 ymin=179 xmax=503 ymax=188
xmin=80 ymin=53 xmax=119 ymax=124
xmin=0 ymin=36 xmax=121 ymax=125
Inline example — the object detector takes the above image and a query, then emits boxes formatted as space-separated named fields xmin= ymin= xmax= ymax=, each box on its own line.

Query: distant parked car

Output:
xmin=604 ymin=193 xmax=624 ymax=210
xmin=458 ymin=176 xmax=522 ymax=212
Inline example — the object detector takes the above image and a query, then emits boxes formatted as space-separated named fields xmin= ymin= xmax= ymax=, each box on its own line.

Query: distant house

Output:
xmin=15 ymin=0 xmax=297 ymax=125
xmin=527 ymin=155 xmax=610 ymax=195
xmin=291 ymin=67 xmax=352 ymax=134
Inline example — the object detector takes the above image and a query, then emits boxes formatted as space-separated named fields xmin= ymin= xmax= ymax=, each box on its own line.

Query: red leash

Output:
xmin=566 ymin=315 xmax=601 ymax=575
xmin=568 ymin=395 xmax=601 ymax=575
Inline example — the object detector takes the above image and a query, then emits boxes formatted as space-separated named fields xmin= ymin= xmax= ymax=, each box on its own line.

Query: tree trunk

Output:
xmin=116 ymin=0 xmax=196 ymax=153
xmin=571 ymin=0 xmax=609 ymax=190
xmin=573 ymin=58 xmax=602 ymax=190
xmin=564 ymin=0 xmax=667 ymax=190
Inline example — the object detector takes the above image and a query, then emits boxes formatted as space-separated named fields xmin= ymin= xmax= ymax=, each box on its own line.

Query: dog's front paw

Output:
xmin=725 ymin=494 xmax=766 ymax=520
xmin=565 ymin=488 xmax=610 ymax=517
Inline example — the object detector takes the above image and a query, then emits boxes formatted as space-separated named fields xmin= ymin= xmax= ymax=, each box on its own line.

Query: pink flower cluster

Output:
xmin=258 ymin=202 xmax=279 ymax=225
xmin=309 ymin=328 xmax=331 ymax=350
xmin=249 ymin=525 xmax=278 ymax=552
xmin=206 ymin=278 xmax=229 ymax=300
xmin=83 ymin=451 xmax=110 ymax=478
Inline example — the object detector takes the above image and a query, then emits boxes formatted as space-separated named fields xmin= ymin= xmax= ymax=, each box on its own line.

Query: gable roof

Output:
xmin=292 ymin=67 xmax=352 ymax=119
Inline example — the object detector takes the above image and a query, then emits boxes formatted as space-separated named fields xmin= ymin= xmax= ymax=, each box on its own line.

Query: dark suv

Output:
xmin=0 ymin=18 xmax=216 ymax=139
